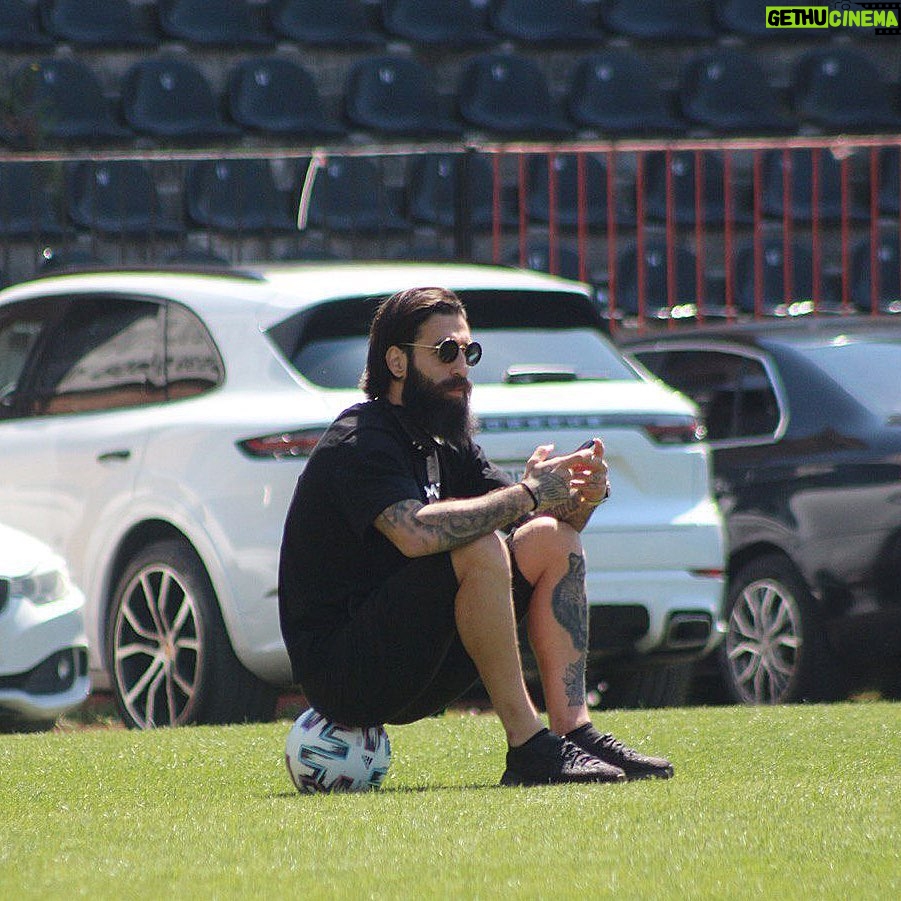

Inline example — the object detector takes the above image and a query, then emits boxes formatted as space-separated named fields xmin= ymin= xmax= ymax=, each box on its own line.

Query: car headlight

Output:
xmin=9 ymin=567 xmax=71 ymax=606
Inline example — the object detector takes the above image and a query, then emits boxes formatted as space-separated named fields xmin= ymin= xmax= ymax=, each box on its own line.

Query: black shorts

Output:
xmin=300 ymin=535 xmax=533 ymax=726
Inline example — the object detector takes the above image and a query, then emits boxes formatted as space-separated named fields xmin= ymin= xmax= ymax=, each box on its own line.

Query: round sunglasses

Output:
xmin=402 ymin=337 xmax=482 ymax=366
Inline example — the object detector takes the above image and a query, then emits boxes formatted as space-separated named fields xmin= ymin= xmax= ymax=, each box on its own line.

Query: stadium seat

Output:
xmin=121 ymin=57 xmax=242 ymax=141
xmin=680 ymin=48 xmax=795 ymax=133
xmin=270 ymin=0 xmax=383 ymax=45
xmin=600 ymin=0 xmax=716 ymax=39
xmin=65 ymin=161 xmax=181 ymax=236
xmin=526 ymin=153 xmax=613 ymax=227
xmin=506 ymin=241 xmax=585 ymax=281
xmin=713 ymin=0 xmax=810 ymax=36
xmin=878 ymin=148 xmax=899 ymax=215
xmin=457 ymin=54 xmax=572 ymax=136
xmin=0 ymin=0 xmax=52 ymax=47
xmin=732 ymin=237 xmax=837 ymax=314
xmin=185 ymin=159 xmax=297 ymax=232
xmin=406 ymin=153 xmax=512 ymax=229
xmin=158 ymin=0 xmax=273 ymax=46
xmin=613 ymin=240 xmax=701 ymax=317
xmin=850 ymin=233 xmax=901 ymax=313
xmin=760 ymin=148 xmax=868 ymax=221
xmin=302 ymin=157 xmax=410 ymax=233
xmin=2 ymin=58 xmax=132 ymax=146
xmin=228 ymin=57 xmax=345 ymax=138
xmin=567 ymin=49 xmax=684 ymax=134
xmin=381 ymin=0 xmax=494 ymax=45
xmin=489 ymin=0 xmax=604 ymax=43
xmin=41 ymin=0 xmax=157 ymax=46
xmin=165 ymin=244 xmax=231 ymax=266
xmin=644 ymin=150 xmax=737 ymax=226
xmin=344 ymin=55 xmax=460 ymax=136
xmin=0 ymin=162 xmax=63 ymax=236
xmin=793 ymin=47 xmax=901 ymax=131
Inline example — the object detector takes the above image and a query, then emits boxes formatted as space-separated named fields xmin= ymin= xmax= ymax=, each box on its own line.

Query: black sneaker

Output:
xmin=500 ymin=728 xmax=626 ymax=786
xmin=566 ymin=723 xmax=674 ymax=780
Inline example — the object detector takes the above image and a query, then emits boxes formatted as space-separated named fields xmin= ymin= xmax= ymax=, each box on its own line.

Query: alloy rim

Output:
xmin=726 ymin=578 xmax=802 ymax=704
xmin=113 ymin=565 xmax=202 ymax=727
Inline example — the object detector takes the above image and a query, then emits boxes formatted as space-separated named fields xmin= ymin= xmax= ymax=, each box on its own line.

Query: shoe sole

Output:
xmin=500 ymin=769 xmax=626 ymax=786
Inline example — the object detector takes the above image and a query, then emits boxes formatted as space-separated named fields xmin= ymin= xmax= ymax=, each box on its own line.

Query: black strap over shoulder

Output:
xmin=383 ymin=401 xmax=442 ymax=504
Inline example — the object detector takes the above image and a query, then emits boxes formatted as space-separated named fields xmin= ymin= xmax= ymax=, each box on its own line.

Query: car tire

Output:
xmin=593 ymin=662 xmax=693 ymax=709
xmin=720 ymin=554 xmax=842 ymax=704
xmin=107 ymin=539 xmax=278 ymax=729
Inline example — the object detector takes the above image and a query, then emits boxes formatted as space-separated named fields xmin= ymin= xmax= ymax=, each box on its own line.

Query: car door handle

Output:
xmin=97 ymin=449 xmax=132 ymax=463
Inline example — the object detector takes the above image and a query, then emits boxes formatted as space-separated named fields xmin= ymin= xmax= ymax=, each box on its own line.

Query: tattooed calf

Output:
xmin=551 ymin=552 xmax=588 ymax=652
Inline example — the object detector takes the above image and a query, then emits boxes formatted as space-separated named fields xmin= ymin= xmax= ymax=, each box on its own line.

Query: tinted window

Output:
xmin=636 ymin=349 xmax=780 ymax=441
xmin=165 ymin=303 xmax=223 ymax=399
xmin=274 ymin=289 xmax=635 ymax=388
xmin=0 ymin=302 xmax=57 ymax=419
xmin=27 ymin=297 xmax=164 ymax=416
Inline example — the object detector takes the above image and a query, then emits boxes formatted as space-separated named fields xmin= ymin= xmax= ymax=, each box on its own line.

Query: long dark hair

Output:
xmin=360 ymin=287 xmax=466 ymax=399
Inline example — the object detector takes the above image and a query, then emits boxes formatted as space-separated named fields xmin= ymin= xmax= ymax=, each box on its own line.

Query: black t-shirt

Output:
xmin=278 ymin=398 xmax=511 ymax=682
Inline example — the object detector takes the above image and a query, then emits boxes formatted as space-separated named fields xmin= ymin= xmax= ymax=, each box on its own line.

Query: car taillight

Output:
xmin=237 ymin=428 xmax=326 ymax=459
xmin=641 ymin=415 xmax=706 ymax=444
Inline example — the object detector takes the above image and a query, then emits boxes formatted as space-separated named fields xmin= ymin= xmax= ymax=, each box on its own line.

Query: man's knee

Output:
xmin=451 ymin=531 xmax=511 ymax=585
xmin=511 ymin=516 xmax=583 ymax=584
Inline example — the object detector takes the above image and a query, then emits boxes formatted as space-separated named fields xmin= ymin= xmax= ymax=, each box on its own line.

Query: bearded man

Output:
xmin=278 ymin=287 xmax=672 ymax=786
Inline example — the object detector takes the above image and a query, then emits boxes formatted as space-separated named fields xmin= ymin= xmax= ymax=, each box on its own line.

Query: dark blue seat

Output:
xmin=600 ymin=0 xmax=715 ymax=39
xmin=228 ymin=57 xmax=345 ymax=138
xmin=527 ymin=153 xmax=614 ymax=227
xmin=406 ymin=153 xmax=513 ymax=229
xmin=185 ymin=160 xmax=296 ymax=232
xmin=271 ymin=0 xmax=383 ymax=45
xmin=3 ymin=57 xmax=131 ymax=145
xmin=0 ymin=162 xmax=63 ymax=236
xmin=567 ymin=49 xmax=684 ymax=134
xmin=0 ymin=0 xmax=52 ymax=47
xmin=506 ymin=241 xmax=585 ymax=282
xmin=851 ymin=233 xmax=901 ymax=314
xmin=381 ymin=0 xmax=494 ymax=45
xmin=121 ymin=57 xmax=242 ymax=141
xmin=680 ymin=48 xmax=795 ymax=133
xmin=490 ymin=0 xmax=603 ymax=43
xmin=66 ymin=161 xmax=181 ymax=236
xmin=301 ymin=157 xmax=410 ymax=233
xmin=643 ymin=150 xmax=744 ymax=226
xmin=165 ymin=244 xmax=231 ymax=266
xmin=793 ymin=47 xmax=901 ymax=131
xmin=457 ymin=53 xmax=572 ymax=136
xmin=158 ymin=0 xmax=273 ymax=46
xmin=613 ymin=240 xmax=700 ymax=317
xmin=344 ymin=55 xmax=460 ymax=136
xmin=760 ymin=148 xmax=868 ymax=221
xmin=732 ymin=237 xmax=837 ymax=314
xmin=41 ymin=0 xmax=157 ymax=46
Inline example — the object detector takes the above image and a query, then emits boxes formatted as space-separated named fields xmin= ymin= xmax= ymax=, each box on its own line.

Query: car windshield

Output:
xmin=270 ymin=289 xmax=637 ymax=389
xmin=793 ymin=336 xmax=901 ymax=420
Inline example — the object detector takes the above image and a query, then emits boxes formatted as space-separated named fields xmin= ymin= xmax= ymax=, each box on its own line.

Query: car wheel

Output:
xmin=107 ymin=539 xmax=277 ymax=729
xmin=592 ymin=662 xmax=693 ymax=709
xmin=720 ymin=554 xmax=840 ymax=704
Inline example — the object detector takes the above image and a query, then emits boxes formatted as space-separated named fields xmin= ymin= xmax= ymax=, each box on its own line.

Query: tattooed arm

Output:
xmin=374 ymin=444 xmax=582 ymax=557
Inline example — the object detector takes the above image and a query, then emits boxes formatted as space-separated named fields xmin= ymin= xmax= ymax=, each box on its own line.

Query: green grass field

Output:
xmin=1 ymin=702 xmax=898 ymax=899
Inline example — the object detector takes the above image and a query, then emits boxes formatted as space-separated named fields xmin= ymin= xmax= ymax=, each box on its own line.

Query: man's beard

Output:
xmin=401 ymin=363 xmax=477 ymax=447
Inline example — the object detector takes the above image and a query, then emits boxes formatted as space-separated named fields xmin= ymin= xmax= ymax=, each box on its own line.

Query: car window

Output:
xmin=25 ymin=296 xmax=164 ymax=416
xmin=634 ymin=349 xmax=780 ymax=441
xmin=0 ymin=303 xmax=56 ymax=419
xmin=273 ymin=289 xmax=636 ymax=389
xmin=165 ymin=302 xmax=224 ymax=399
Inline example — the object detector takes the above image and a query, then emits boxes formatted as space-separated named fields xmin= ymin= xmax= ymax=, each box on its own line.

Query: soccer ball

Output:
xmin=285 ymin=707 xmax=391 ymax=794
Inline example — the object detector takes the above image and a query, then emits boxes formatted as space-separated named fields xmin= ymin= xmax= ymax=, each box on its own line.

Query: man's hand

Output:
xmin=519 ymin=439 xmax=609 ymax=531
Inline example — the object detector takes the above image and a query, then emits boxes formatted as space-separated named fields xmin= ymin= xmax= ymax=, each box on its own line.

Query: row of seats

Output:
xmin=3 ymin=45 xmax=899 ymax=148
xmin=15 ymin=230 xmax=900 ymax=319
xmin=0 ymin=0 xmax=865 ymax=50
xmin=2 ymin=150 xmax=898 ymax=238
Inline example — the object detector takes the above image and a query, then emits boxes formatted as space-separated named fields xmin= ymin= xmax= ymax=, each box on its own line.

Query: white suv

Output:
xmin=0 ymin=263 xmax=725 ymax=727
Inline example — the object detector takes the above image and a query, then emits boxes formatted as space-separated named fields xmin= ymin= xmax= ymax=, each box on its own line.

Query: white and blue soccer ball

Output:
xmin=285 ymin=707 xmax=391 ymax=794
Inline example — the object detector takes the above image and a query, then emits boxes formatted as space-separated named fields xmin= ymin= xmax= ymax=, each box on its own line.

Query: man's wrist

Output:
xmin=518 ymin=480 xmax=539 ymax=511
